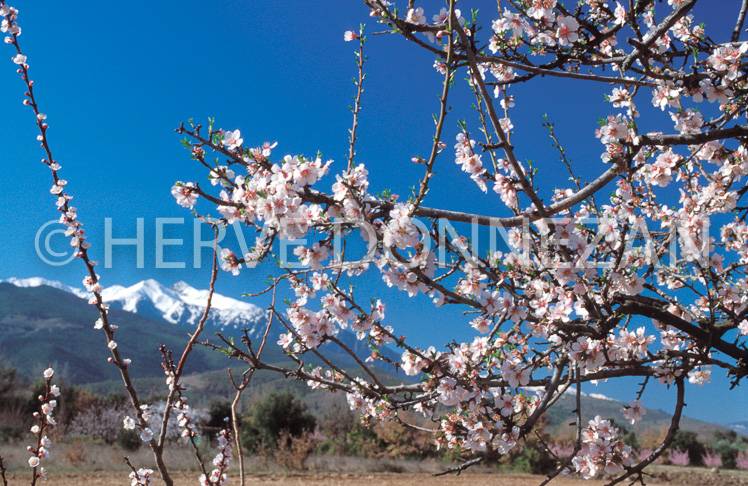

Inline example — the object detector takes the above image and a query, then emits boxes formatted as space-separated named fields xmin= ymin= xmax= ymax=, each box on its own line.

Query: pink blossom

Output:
xmin=221 ymin=129 xmax=243 ymax=150
xmin=622 ymin=399 xmax=646 ymax=424
xmin=171 ymin=182 xmax=198 ymax=209
xmin=556 ymin=17 xmax=579 ymax=46
xmin=406 ymin=7 xmax=425 ymax=25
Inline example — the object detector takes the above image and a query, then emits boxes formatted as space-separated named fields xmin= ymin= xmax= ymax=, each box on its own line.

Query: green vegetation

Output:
xmin=241 ymin=391 xmax=317 ymax=451
xmin=1 ymin=362 xmax=748 ymax=474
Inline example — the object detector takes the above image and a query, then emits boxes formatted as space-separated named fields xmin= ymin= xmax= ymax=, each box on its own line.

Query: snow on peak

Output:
xmin=0 ymin=277 xmax=88 ymax=298
xmin=556 ymin=386 xmax=615 ymax=402
xmin=2 ymin=277 xmax=268 ymax=334
xmin=588 ymin=392 xmax=616 ymax=402
xmin=171 ymin=281 xmax=192 ymax=293
xmin=99 ymin=279 xmax=267 ymax=332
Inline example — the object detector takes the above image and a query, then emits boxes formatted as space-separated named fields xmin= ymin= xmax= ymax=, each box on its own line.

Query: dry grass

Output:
xmin=1 ymin=439 xmax=470 ymax=476
xmin=3 ymin=471 xmax=612 ymax=486
xmin=0 ymin=440 xmax=203 ymax=472
xmin=4 ymin=440 xmax=748 ymax=485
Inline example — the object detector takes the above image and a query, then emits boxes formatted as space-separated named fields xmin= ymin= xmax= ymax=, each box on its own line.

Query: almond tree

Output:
xmin=3 ymin=1 xmax=748 ymax=485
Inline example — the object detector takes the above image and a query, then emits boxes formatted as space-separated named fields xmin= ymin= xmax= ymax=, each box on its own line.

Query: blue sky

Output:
xmin=1 ymin=0 xmax=746 ymax=425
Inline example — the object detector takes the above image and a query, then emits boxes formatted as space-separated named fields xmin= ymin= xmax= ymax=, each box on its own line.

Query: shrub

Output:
xmin=506 ymin=443 xmax=557 ymax=475
xmin=274 ymin=430 xmax=318 ymax=470
xmin=240 ymin=391 xmax=316 ymax=451
xmin=66 ymin=401 xmax=132 ymax=444
xmin=319 ymin=402 xmax=355 ymax=440
xmin=668 ymin=449 xmax=690 ymax=467
xmin=548 ymin=442 xmax=574 ymax=459
xmin=670 ymin=430 xmax=706 ymax=466
xmin=701 ymin=450 xmax=723 ymax=468
xmin=341 ymin=421 xmax=384 ymax=458
xmin=736 ymin=451 xmax=748 ymax=470
xmin=0 ymin=423 xmax=24 ymax=443
xmin=0 ymin=367 xmax=17 ymax=399
xmin=205 ymin=399 xmax=233 ymax=431
xmin=709 ymin=430 xmax=746 ymax=469
xmin=115 ymin=428 xmax=142 ymax=452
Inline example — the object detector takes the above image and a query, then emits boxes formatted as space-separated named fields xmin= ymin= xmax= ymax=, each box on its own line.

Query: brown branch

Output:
xmin=301 ymin=160 xmax=619 ymax=228
xmin=521 ymin=357 xmax=567 ymax=434
xmin=411 ymin=1 xmax=454 ymax=215
xmin=614 ymin=295 xmax=748 ymax=364
xmin=176 ymin=229 xmax=220 ymax=377
xmin=479 ymin=57 xmax=659 ymax=88
xmin=539 ymin=366 xmax=583 ymax=486
xmin=733 ymin=0 xmax=748 ymax=42
xmin=157 ymin=228 xmax=219 ymax=460
xmin=124 ymin=456 xmax=140 ymax=476
xmin=454 ymin=20 xmax=548 ymax=217
xmin=637 ymin=125 xmax=748 ymax=146
xmin=621 ymin=0 xmax=698 ymax=70
xmin=433 ymin=455 xmax=492 ymax=477
xmin=231 ymin=282 xmax=277 ymax=486
xmin=0 ymin=456 xmax=6 ymax=486
xmin=327 ymin=335 xmax=386 ymax=390
xmin=604 ymin=378 xmax=686 ymax=486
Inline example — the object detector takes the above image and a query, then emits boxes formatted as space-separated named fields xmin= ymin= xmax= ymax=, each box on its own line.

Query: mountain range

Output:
xmin=0 ymin=281 xmax=238 ymax=383
xmin=0 ymin=277 xmax=396 ymax=384
xmin=1 ymin=277 xmax=268 ymax=335
xmin=0 ymin=277 xmax=743 ymax=440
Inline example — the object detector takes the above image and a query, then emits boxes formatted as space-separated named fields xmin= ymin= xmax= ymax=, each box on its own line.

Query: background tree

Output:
xmin=240 ymin=391 xmax=316 ymax=451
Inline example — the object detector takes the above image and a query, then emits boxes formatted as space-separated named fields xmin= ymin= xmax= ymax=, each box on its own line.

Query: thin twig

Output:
xmin=347 ymin=26 xmax=367 ymax=172
xmin=230 ymin=283 xmax=277 ymax=486
xmin=410 ymin=0 xmax=455 ymax=215
xmin=156 ymin=227 xmax=220 ymax=475
xmin=0 ymin=7 xmax=173 ymax=484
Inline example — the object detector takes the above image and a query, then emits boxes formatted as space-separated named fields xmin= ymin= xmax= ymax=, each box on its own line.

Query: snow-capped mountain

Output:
xmin=522 ymin=385 xmax=615 ymax=402
xmin=1 ymin=277 xmax=268 ymax=335
xmin=0 ymin=276 xmax=88 ymax=299
xmin=727 ymin=421 xmax=748 ymax=435
xmin=102 ymin=279 xmax=268 ymax=333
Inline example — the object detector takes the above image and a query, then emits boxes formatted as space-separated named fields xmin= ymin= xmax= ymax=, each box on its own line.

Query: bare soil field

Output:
xmin=6 ymin=469 xmax=748 ymax=486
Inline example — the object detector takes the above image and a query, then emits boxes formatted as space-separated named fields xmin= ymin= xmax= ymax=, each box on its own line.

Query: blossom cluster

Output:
xmin=122 ymin=401 xmax=209 ymax=441
xmin=129 ymin=468 xmax=154 ymax=486
xmin=570 ymin=416 xmax=634 ymax=479
xmin=26 ymin=367 xmax=59 ymax=480
xmin=199 ymin=426 xmax=233 ymax=486
xmin=122 ymin=403 xmax=155 ymax=442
